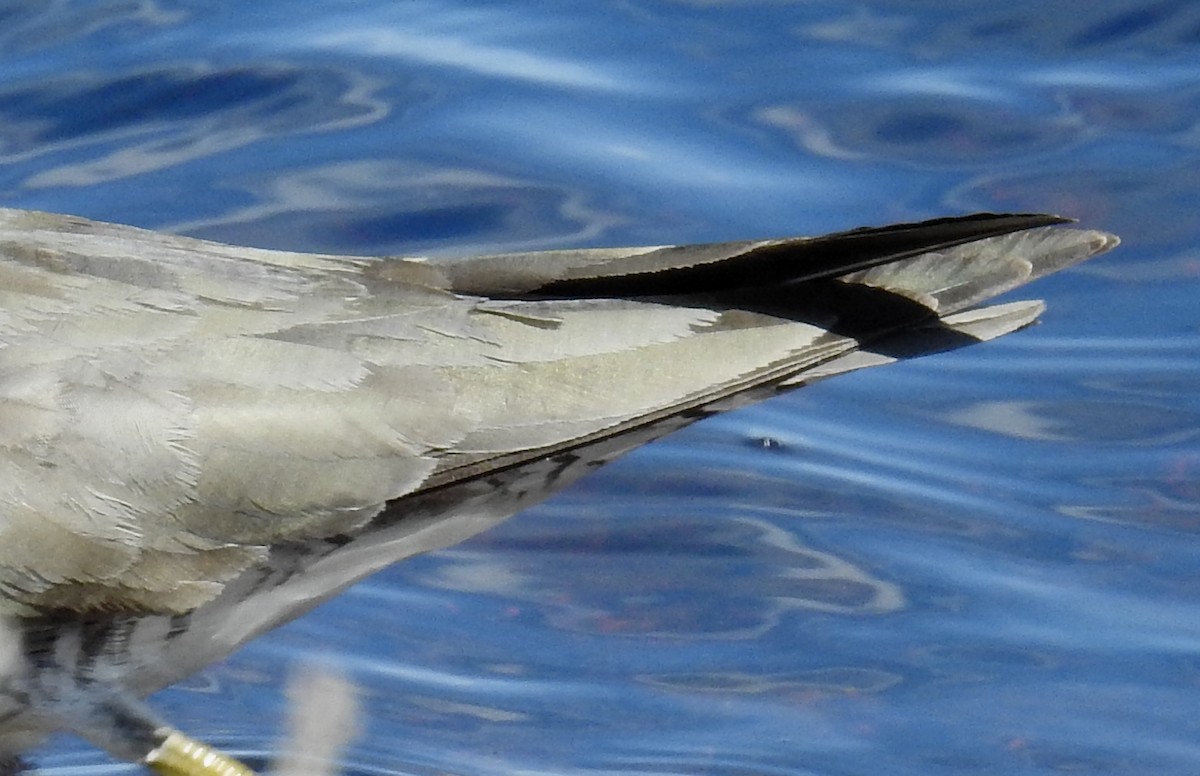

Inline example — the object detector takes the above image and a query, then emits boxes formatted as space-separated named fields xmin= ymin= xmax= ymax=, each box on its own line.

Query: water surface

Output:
xmin=2 ymin=2 xmax=1198 ymax=775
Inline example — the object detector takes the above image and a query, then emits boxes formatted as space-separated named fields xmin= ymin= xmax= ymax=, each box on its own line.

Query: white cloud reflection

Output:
xmin=312 ymin=27 xmax=628 ymax=92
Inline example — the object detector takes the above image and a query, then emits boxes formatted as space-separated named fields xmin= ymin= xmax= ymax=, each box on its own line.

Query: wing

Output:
xmin=0 ymin=209 xmax=1117 ymax=615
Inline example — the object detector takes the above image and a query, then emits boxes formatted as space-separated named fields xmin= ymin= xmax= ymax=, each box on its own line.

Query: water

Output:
xmin=2 ymin=1 xmax=1199 ymax=774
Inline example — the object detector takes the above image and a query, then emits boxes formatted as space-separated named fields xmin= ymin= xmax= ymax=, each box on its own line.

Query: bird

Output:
xmin=0 ymin=208 xmax=1117 ymax=775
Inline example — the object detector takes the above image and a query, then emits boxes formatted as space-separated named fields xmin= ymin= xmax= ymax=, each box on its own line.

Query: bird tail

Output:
xmin=774 ymin=221 xmax=1119 ymax=388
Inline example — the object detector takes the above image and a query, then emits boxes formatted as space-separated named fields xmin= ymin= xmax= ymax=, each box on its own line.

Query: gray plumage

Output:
xmin=0 ymin=208 xmax=1116 ymax=766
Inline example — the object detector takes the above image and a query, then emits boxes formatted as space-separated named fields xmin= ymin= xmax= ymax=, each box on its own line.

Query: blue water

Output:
xmin=3 ymin=1 xmax=1199 ymax=774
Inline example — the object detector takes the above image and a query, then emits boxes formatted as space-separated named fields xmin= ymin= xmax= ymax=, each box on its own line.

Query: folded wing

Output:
xmin=0 ymin=209 xmax=1117 ymax=615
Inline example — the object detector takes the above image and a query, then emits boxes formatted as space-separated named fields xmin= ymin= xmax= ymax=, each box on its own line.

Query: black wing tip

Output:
xmin=529 ymin=212 xmax=1079 ymax=299
xmin=842 ymin=211 xmax=1072 ymax=233
xmin=447 ymin=211 xmax=1096 ymax=300
xmin=824 ymin=212 xmax=1073 ymax=246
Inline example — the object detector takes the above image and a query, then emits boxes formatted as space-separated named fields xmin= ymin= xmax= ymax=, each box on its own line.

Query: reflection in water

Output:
xmin=1065 ymin=474 xmax=1200 ymax=533
xmin=794 ymin=0 xmax=1200 ymax=56
xmin=945 ymin=398 xmax=1199 ymax=445
xmin=171 ymin=160 xmax=624 ymax=255
xmin=640 ymin=666 xmax=903 ymax=696
xmin=0 ymin=0 xmax=185 ymax=56
xmin=758 ymin=95 xmax=1074 ymax=166
xmin=426 ymin=514 xmax=904 ymax=639
xmin=311 ymin=26 xmax=631 ymax=92
xmin=0 ymin=65 xmax=389 ymax=189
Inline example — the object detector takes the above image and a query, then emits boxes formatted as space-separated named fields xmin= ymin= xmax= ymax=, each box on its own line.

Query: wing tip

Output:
xmin=1023 ymin=226 xmax=1120 ymax=283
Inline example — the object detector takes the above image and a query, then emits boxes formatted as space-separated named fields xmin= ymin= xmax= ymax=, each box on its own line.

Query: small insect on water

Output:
xmin=0 ymin=209 xmax=1117 ymax=774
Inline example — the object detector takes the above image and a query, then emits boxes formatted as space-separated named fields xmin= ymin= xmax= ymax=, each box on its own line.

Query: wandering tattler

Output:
xmin=0 ymin=209 xmax=1117 ymax=774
